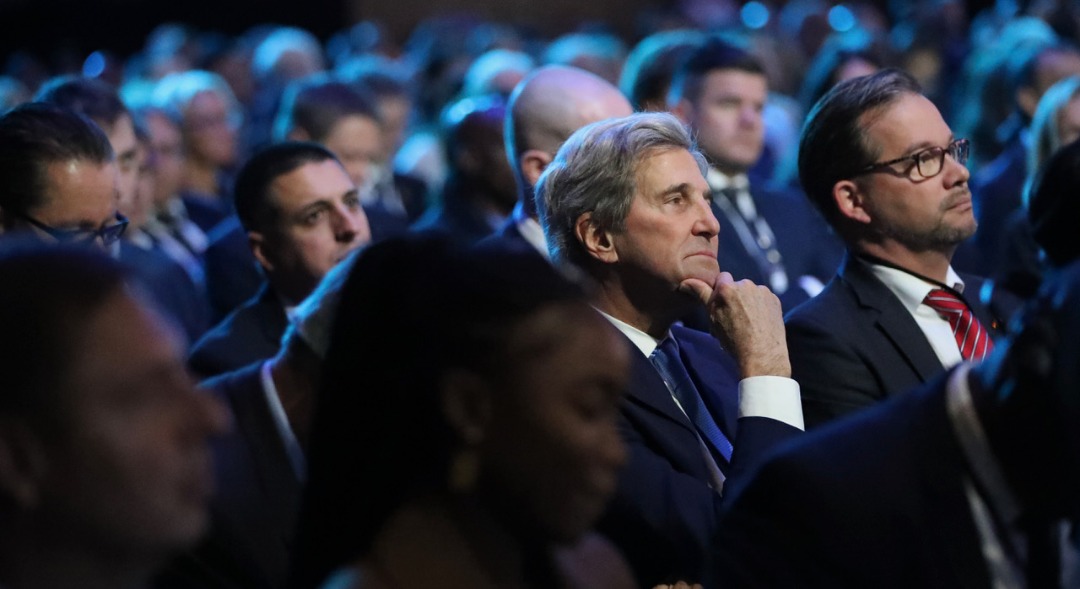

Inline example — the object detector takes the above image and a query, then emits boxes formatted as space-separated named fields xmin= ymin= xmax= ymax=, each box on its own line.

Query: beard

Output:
xmin=869 ymin=191 xmax=978 ymax=252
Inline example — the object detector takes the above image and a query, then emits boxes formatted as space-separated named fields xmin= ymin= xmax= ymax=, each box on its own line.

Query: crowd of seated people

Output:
xmin=1 ymin=3 xmax=1080 ymax=588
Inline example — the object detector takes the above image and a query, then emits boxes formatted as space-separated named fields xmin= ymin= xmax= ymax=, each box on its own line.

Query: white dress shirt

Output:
xmin=597 ymin=310 xmax=804 ymax=429
xmin=867 ymin=260 xmax=966 ymax=368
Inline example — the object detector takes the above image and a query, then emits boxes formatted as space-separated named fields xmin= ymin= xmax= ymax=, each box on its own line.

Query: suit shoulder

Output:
xmin=784 ymin=277 xmax=856 ymax=325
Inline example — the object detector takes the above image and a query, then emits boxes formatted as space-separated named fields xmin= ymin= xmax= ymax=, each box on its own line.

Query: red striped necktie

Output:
xmin=923 ymin=288 xmax=994 ymax=361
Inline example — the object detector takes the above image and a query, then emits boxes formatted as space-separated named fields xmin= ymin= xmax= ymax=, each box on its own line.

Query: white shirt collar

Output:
xmin=594 ymin=308 xmax=666 ymax=357
xmin=705 ymin=168 xmax=749 ymax=193
xmin=867 ymin=261 xmax=965 ymax=315
xmin=512 ymin=202 xmax=549 ymax=258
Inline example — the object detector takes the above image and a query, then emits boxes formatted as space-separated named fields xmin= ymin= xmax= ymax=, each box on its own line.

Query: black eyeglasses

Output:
xmin=15 ymin=211 xmax=129 ymax=246
xmin=855 ymin=138 xmax=970 ymax=180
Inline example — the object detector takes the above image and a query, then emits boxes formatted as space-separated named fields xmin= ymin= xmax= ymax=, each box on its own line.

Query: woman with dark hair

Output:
xmin=290 ymin=235 xmax=635 ymax=589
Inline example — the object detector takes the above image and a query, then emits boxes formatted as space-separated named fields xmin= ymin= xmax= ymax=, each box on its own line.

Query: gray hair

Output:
xmin=535 ymin=111 xmax=705 ymax=266
xmin=151 ymin=70 xmax=241 ymax=128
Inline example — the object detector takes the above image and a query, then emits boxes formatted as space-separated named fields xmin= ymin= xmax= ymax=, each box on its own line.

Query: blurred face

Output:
xmin=257 ymin=159 xmax=371 ymax=303
xmin=479 ymin=303 xmax=629 ymax=542
xmin=377 ymin=95 xmax=411 ymax=160
xmin=183 ymin=91 xmax=238 ymax=168
xmin=1058 ymin=96 xmax=1080 ymax=149
xmin=128 ymin=142 xmax=154 ymax=229
xmin=37 ymin=288 xmax=228 ymax=559
xmin=609 ymin=148 xmax=720 ymax=305
xmin=321 ymin=114 xmax=383 ymax=189
xmin=105 ymin=114 xmax=140 ymax=217
xmin=4 ymin=159 xmax=121 ymax=252
xmin=145 ymin=111 xmax=185 ymax=208
xmin=853 ymin=93 xmax=975 ymax=252
xmin=835 ymin=57 xmax=879 ymax=84
xmin=682 ymin=69 xmax=767 ymax=175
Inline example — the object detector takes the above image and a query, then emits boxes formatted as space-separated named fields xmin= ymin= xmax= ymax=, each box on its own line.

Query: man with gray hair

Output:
xmin=535 ymin=111 xmax=803 ymax=587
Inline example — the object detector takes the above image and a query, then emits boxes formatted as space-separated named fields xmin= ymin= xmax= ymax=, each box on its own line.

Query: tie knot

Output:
xmin=923 ymin=288 xmax=967 ymax=314
xmin=923 ymin=287 xmax=994 ymax=362
xmin=657 ymin=335 xmax=678 ymax=354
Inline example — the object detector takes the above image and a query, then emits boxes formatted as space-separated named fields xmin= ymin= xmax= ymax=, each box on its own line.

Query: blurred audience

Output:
xmin=0 ymin=243 xmax=227 ymax=589
xmin=411 ymin=94 xmax=515 ymax=244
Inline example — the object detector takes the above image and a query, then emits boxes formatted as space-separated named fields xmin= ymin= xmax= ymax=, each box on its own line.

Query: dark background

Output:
xmin=0 ymin=0 xmax=995 ymax=68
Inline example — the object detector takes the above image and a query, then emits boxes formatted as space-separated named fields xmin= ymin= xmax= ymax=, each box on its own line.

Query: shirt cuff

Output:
xmin=738 ymin=376 xmax=805 ymax=431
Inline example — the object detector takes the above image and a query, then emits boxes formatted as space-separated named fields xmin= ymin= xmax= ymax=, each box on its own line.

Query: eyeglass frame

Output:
xmin=13 ymin=210 xmax=129 ymax=246
xmin=853 ymin=138 xmax=970 ymax=180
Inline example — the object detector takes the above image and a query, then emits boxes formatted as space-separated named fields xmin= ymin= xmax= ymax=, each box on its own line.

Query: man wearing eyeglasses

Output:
xmin=786 ymin=69 xmax=1018 ymax=429
xmin=0 ymin=102 xmax=128 ymax=251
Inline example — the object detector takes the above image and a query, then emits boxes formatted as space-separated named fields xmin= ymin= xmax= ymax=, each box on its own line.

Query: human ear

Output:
xmin=441 ymin=370 xmax=492 ymax=445
xmin=833 ymin=180 xmax=872 ymax=225
xmin=248 ymin=231 xmax=275 ymax=273
xmin=1016 ymin=86 xmax=1039 ymax=119
xmin=286 ymin=127 xmax=311 ymax=142
xmin=0 ymin=423 xmax=47 ymax=510
xmin=671 ymin=98 xmax=695 ymax=124
xmin=575 ymin=212 xmax=618 ymax=264
xmin=521 ymin=149 xmax=553 ymax=188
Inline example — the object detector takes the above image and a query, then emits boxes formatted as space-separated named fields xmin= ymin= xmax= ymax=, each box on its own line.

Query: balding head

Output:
xmin=506 ymin=65 xmax=632 ymax=217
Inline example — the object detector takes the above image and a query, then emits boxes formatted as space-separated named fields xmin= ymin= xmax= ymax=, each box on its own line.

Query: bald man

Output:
xmin=483 ymin=65 xmax=633 ymax=256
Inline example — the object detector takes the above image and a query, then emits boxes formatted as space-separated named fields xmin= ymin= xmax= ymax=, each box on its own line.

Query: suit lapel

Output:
xmin=253 ymin=285 xmax=289 ymax=350
xmin=841 ymin=255 xmax=945 ymax=383
xmin=223 ymin=366 xmax=303 ymax=546
xmin=625 ymin=341 xmax=698 ymax=437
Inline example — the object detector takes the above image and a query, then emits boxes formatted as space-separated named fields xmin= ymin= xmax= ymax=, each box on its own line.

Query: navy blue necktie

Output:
xmin=650 ymin=337 xmax=734 ymax=463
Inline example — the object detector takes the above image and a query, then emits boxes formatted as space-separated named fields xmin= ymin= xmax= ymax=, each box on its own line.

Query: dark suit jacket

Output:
xmin=712 ymin=185 xmax=843 ymax=311
xmin=203 ymin=215 xmax=263 ymax=322
xmin=188 ymin=284 xmax=288 ymax=379
xmin=785 ymin=253 xmax=1014 ymax=428
xmin=597 ymin=324 xmax=801 ymax=588
xmin=474 ymin=218 xmax=547 ymax=259
xmin=119 ymin=240 xmax=211 ymax=345
xmin=154 ymin=363 xmax=302 ymax=589
xmin=182 ymin=193 xmax=231 ymax=234
xmin=716 ymin=369 xmax=993 ymax=588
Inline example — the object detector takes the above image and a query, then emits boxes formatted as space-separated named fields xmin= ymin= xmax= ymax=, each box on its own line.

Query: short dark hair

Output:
xmin=669 ymin=36 xmax=765 ymax=105
xmin=619 ymin=29 xmax=704 ymax=111
xmin=0 ymin=102 xmax=114 ymax=215
xmin=273 ymin=75 xmax=380 ymax=143
xmin=798 ymin=68 xmax=922 ymax=228
xmin=233 ymin=141 xmax=340 ymax=234
xmin=35 ymin=75 xmax=130 ymax=130
xmin=0 ymin=240 xmax=128 ymax=435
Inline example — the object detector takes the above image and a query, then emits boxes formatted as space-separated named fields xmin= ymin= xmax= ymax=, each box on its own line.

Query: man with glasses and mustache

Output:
xmin=786 ymin=69 xmax=1018 ymax=429
xmin=0 ymin=102 xmax=128 ymax=251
